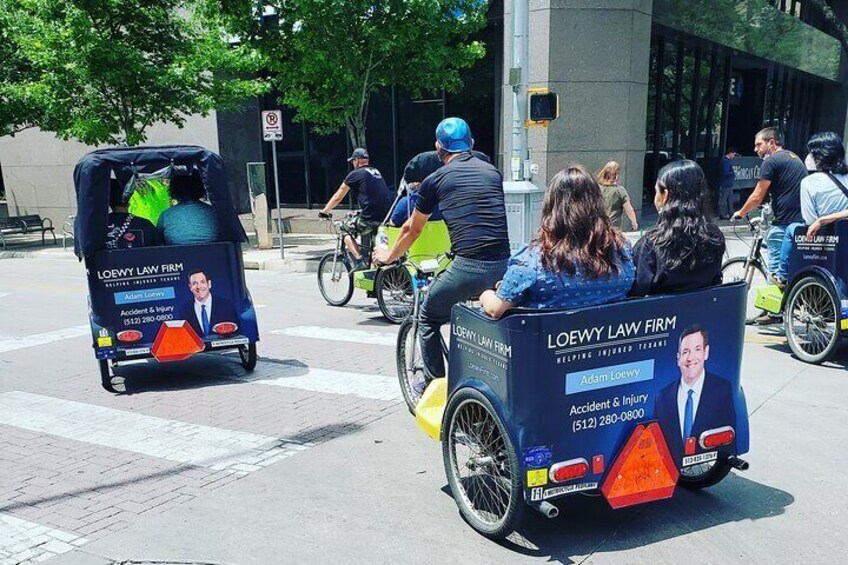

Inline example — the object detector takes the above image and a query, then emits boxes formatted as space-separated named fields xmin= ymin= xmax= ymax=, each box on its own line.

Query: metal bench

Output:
xmin=10 ymin=214 xmax=56 ymax=245
xmin=0 ymin=216 xmax=27 ymax=250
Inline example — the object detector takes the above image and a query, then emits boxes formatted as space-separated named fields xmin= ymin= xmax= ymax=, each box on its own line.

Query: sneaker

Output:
xmin=411 ymin=374 xmax=428 ymax=397
xmin=754 ymin=313 xmax=782 ymax=326
xmin=768 ymin=274 xmax=786 ymax=290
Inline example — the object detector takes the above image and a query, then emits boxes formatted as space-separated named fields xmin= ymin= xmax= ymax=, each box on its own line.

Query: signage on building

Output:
xmin=729 ymin=74 xmax=744 ymax=105
xmin=731 ymin=156 xmax=762 ymax=190
xmin=261 ymin=110 xmax=283 ymax=141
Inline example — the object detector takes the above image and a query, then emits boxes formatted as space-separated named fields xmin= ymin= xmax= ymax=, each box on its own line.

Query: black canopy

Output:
xmin=73 ymin=145 xmax=247 ymax=257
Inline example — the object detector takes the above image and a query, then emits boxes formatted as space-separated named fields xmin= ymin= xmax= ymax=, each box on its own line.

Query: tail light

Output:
xmin=212 ymin=322 xmax=238 ymax=335
xmin=699 ymin=426 xmax=735 ymax=449
xmin=151 ymin=321 xmax=204 ymax=362
xmin=549 ymin=458 xmax=589 ymax=483
xmin=117 ymin=329 xmax=143 ymax=343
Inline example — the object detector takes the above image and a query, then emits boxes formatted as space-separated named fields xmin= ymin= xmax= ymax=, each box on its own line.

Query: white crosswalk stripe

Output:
xmin=0 ymin=325 xmax=90 ymax=355
xmin=0 ymin=513 xmax=86 ymax=564
xmin=269 ymin=325 xmax=395 ymax=346
xmin=0 ymin=293 xmax=10 ymax=299
xmin=242 ymin=363 xmax=401 ymax=401
xmin=0 ymin=392 xmax=309 ymax=474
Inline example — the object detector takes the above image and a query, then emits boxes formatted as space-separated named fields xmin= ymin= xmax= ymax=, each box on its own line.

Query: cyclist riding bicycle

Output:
xmin=373 ymin=117 xmax=510 ymax=393
xmin=320 ymin=148 xmax=394 ymax=270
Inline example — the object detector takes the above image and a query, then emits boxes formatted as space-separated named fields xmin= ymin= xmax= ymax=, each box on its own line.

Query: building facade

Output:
xmin=1 ymin=0 xmax=845 ymax=226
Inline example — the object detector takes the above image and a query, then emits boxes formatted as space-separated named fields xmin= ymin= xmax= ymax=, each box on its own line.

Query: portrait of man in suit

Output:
xmin=653 ymin=325 xmax=737 ymax=463
xmin=178 ymin=269 xmax=239 ymax=338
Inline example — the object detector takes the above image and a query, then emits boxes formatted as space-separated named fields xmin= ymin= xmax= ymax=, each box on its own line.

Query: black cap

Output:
xmin=347 ymin=148 xmax=369 ymax=162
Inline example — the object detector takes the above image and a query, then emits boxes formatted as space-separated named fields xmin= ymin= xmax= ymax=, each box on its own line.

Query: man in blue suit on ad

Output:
xmin=178 ymin=269 xmax=239 ymax=338
xmin=653 ymin=325 xmax=737 ymax=464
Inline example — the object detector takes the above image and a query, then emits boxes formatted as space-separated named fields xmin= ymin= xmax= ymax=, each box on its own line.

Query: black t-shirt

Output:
xmin=760 ymin=149 xmax=807 ymax=225
xmin=415 ymin=153 xmax=510 ymax=260
xmin=629 ymin=225 xmax=725 ymax=296
xmin=403 ymin=150 xmax=490 ymax=184
xmin=106 ymin=212 xmax=161 ymax=249
xmin=343 ymin=166 xmax=394 ymax=222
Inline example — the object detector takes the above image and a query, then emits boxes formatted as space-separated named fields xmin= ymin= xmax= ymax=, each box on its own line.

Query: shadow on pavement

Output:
xmin=441 ymin=473 xmax=793 ymax=564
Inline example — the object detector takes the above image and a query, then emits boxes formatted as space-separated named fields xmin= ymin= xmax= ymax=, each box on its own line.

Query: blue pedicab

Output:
xmin=73 ymin=145 xmax=259 ymax=393
xmin=417 ymin=282 xmax=751 ymax=538
xmin=755 ymin=220 xmax=848 ymax=364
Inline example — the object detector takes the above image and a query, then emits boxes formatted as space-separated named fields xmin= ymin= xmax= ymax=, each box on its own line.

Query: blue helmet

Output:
xmin=435 ymin=117 xmax=472 ymax=153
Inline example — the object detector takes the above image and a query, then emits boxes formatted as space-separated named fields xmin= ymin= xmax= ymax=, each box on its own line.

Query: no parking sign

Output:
xmin=262 ymin=110 xmax=283 ymax=141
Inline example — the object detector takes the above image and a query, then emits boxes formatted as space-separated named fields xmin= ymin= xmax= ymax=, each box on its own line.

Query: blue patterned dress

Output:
xmin=495 ymin=244 xmax=634 ymax=309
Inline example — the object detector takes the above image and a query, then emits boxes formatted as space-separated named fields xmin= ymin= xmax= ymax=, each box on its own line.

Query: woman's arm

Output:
xmin=623 ymin=200 xmax=638 ymax=231
xmin=807 ymin=210 xmax=848 ymax=239
xmin=480 ymin=289 xmax=515 ymax=319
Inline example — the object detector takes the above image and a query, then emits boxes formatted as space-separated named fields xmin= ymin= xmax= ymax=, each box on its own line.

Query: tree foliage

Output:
xmin=0 ymin=0 xmax=267 ymax=145
xmin=216 ymin=0 xmax=488 ymax=149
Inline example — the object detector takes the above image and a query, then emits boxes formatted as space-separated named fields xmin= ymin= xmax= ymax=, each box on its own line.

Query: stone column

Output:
xmin=502 ymin=1 xmax=653 ymax=221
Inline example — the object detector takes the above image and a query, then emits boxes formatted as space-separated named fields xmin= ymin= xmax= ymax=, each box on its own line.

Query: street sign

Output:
xmin=261 ymin=110 xmax=283 ymax=141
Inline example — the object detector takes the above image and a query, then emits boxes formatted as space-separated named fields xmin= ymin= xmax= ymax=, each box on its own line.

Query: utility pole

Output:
xmin=510 ymin=0 xmax=530 ymax=182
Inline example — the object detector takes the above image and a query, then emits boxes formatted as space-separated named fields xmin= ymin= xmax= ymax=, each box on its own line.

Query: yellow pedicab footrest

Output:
xmin=754 ymin=284 xmax=783 ymax=314
xmin=415 ymin=378 xmax=447 ymax=441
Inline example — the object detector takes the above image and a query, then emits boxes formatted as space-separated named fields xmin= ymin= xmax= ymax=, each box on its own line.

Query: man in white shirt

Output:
xmin=653 ymin=326 xmax=737 ymax=463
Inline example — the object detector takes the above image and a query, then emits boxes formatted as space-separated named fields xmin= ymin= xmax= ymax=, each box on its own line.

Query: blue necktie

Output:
xmin=683 ymin=389 xmax=694 ymax=439
xmin=201 ymin=304 xmax=210 ymax=335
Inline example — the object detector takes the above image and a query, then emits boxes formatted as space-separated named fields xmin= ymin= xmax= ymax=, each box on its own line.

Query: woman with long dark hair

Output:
xmin=630 ymin=159 xmax=725 ymax=296
xmin=480 ymin=165 xmax=634 ymax=318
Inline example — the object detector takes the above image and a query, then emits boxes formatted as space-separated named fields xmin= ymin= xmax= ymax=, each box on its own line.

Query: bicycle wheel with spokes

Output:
xmin=396 ymin=318 xmax=424 ymax=414
xmin=317 ymin=252 xmax=354 ymax=307
xmin=785 ymin=276 xmax=840 ymax=364
xmin=721 ymin=257 xmax=769 ymax=324
xmin=376 ymin=264 xmax=413 ymax=324
xmin=442 ymin=387 xmax=523 ymax=539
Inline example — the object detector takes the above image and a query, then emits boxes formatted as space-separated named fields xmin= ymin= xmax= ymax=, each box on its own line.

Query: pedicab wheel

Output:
xmin=98 ymin=360 xmax=125 ymax=394
xmin=317 ymin=252 xmax=353 ymax=307
xmin=785 ymin=276 xmax=840 ymax=364
xmin=376 ymin=264 xmax=413 ymax=324
xmin=721 ymin=258 xmax=769 ymax=324
xmin=239 ymin=342 xmax=257 ymax=371
xmin=396 ymin=318 xmax=423 ymax=414
xmin=443 ymin=388 xmax=523 ymax=539
xmin=678 ymin=455 xmax=732 ymax=489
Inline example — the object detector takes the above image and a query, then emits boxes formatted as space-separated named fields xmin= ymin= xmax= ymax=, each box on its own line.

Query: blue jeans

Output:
xmin=718 ymin=186 xmax=734 ymax=217
xmin=777 ymin=222 xmax=804 ymax=280
xmin=420 ymin=255 xmax=508 ymax=379
xmin=765 ymin=224 xmax=787 ymax=277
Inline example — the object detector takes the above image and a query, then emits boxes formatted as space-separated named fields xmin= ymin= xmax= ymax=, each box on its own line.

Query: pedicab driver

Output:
xmin=372 ymin=117 xmax=510 ymax=394
xmin=319 ymin=148 xmax=394 ymax=270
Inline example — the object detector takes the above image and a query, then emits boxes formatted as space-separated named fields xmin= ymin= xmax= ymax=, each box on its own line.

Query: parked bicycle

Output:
xmin=721 ymin=203 xmax=772 ymax=324
xmin=396 ymin=254 xmax=452 ymax=413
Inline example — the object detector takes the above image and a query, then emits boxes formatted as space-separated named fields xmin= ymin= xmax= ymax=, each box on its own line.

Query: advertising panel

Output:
xmin=450 ymin=283 xmax=749 ymax=501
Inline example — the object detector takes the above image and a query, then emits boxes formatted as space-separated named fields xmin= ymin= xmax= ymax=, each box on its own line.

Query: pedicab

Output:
xmin=415 ymin=282 xmax=751 ymax=538
xmin=318 ymin=181 xmax=452 ymax=323
xmin=754 ymin=219 xmax=848 ymax=364
xmin=73 ymin=145 xmax=259 ymax=393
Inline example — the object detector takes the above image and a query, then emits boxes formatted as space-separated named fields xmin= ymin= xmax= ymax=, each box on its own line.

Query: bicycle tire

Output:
xmin=721 ymin=257 xmax=769 ymax=324
xmin=785 ymin=276 xmax=841 ymax=364
xmin=442 ymin=387 xmax=523 ymax=538
xmin=678 ymin=455 xmax=733 ymax=489
xmin=376 ymin=264 xmax=413 ymax=324
xmin=317 ymin=252 xmax=354 ymax=307
xmin=396 ymin=318 xmax=423 ymax=414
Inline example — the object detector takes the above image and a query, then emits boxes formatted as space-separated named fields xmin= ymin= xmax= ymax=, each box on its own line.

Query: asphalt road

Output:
xmin=0 ymin=255 xmax=846 ymax=565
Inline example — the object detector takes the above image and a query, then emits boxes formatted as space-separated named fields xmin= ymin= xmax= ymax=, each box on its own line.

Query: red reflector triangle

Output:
xmin=601 ymin=422 xmax=679 ymax=509
xmin=151 ymin=321 xmax=205 ymax=363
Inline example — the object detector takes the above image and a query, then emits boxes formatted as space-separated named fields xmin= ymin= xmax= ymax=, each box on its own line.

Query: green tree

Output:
xmin=0 ymin=6 xmax=40 ymax=137
xmin=216 ymin=0 xmax=488 ymax=150
xmin=1 ymin=0 xmax=267 ymax=145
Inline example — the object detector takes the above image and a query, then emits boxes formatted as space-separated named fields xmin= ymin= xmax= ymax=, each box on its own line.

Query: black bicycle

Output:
xmin=721 ymin=204 xmax=772 ymax=324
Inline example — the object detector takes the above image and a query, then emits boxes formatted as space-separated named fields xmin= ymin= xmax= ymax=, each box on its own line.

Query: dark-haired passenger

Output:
xmin=157 ymin=171 xmax=220 ymax=245
xmin=106 ymin=178 xmax=161 ymax=249
xmin=630 ymin=159 xmax=725 ymax=296
xmin=480 ymin=165 xmax=634 ymax=318
xmin=774 ymin=132 xmax=848 ymax=285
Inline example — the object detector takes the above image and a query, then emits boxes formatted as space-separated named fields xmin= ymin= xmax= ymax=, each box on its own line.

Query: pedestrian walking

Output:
xmin=719 ymin=146 xmax=738 ymax=219
xmin=596 ymin=161 xmax=638 ymax=231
